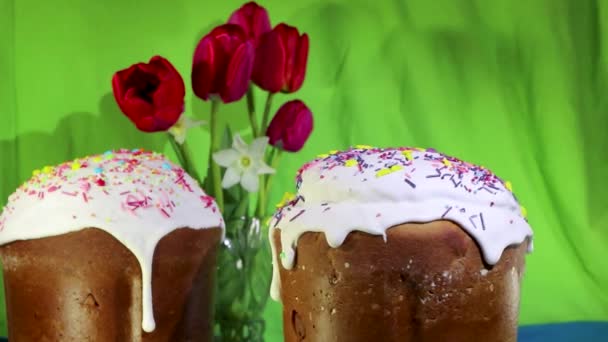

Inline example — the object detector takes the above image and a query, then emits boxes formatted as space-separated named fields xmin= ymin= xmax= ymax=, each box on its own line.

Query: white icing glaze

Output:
xmin=0 ymin=149 xmax=224 ymax=332
xmin=269 ymin=146 xmax=533 ymax=301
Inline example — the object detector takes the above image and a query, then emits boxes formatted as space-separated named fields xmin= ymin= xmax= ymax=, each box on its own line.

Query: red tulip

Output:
xmin=227 ymin=2 xmax=271 ymax=46
xmin=266 ymin=100 xmax=313 ymax=152
xmin=192 ymin=24 xmax=255 ymax=103
xmin=112 ymin=56 xmax=185 ymax=132
xmin=252 ymin=23 xmax=309 ymax=93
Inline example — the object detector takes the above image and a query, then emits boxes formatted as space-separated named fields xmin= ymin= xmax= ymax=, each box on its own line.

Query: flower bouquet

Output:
xmin=111 ymin=2 xmax=313 ymax=341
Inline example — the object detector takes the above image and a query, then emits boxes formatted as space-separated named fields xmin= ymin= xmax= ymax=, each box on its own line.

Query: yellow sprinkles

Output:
xmin=279 ymin=147 xmax=533 ymax=242
xmin=0 ymin=149 xmax=223 ymax=233
xmin=276 ymin=192 xmax=296 ymax=208
xmin=344 ymin=159 xmax=358 ymax=167
xmin=319 ymin=150 xmax=340 ymax=159
xmin=376 ymin=164 xmax=403 ymax=178
xmin=520 ymin=206 xmax=528 ymax=219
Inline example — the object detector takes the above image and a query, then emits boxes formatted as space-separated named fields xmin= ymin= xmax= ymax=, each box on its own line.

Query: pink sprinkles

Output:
xmin=0 ymin=149 xmax=218 ymax=221
xmin=273 ymin=146 xmax=525 ymax=230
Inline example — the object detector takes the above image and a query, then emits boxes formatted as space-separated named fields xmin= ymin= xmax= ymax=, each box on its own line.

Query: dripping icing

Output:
xmin=0 ymin=149 xmax=224 ymax=332
xmin=269 ymin=146 xmax=533 ymax=301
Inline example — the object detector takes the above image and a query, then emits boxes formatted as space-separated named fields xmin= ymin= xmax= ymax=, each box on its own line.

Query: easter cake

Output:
xmin=0 ymin=149 xmax=224 ymax=341
xmin=270 ymin=146 xmax=533 ymax=342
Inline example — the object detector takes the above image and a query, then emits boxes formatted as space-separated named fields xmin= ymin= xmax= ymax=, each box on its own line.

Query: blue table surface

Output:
xmin=518 ymin=322 xmax=608 ymax=342
xmin=0 ymin=322 xmax=605 ymax=341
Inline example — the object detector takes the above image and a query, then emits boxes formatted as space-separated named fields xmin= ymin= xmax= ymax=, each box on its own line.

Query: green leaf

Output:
xmin=220 ymin=125 xmax=233 ymax=150
xmin=202 ymin=166 xmax=214 ymax=197
xmin=214 ymin=238 xmax=247 ymax=318
xmin=204 ymin=124 xmax=232 ymax=196
xmin=214 ymin=216 xmax=273 ymax=320
xmin=224 ymin=185 xmax=247 ymax=220
xmin=247 ymin=223 xmax=273 ymax=312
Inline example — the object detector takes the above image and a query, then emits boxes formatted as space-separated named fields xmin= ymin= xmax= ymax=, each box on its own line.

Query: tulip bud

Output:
xmin=192 ymin=24 xmax=255 ymax=103
xmin=252 ymin=23 xmax=309 ymax=94
xmin=227 ymin=2 xmax=271 ymax=46
xmin=112 ymin=56 xmax=185 ymax=132
xmin=266 ymin=100 xmax=313 ymax=152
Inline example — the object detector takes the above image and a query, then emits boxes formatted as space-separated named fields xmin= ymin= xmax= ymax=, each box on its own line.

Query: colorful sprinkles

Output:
xmin=273 ymin=145 xmax=528 ymax=228
xmin=0 ymin=148 xmax=225 ymax=335
xmin=0 ymin=149 xmax=220 ymax=231
xmin=269 ymin=146 xmax=534 ymax=302
xmin=292 ymin=146 xmax=514 ymax=193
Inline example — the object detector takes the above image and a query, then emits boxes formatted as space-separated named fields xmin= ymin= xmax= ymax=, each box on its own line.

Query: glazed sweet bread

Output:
xmin=270 ymin=146 xmax=533 ymax=342
xmin=0 ymin=149 xmax=223 ymax=341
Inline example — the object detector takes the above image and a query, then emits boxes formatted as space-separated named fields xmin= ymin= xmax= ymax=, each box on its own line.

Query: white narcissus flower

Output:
xmin=169 ymin=115 xmax=205 ymax=144
xmin=212 ymin=134 xmax=275 ymax=192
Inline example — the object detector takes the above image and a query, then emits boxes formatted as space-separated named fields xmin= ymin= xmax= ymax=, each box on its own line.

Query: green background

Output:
xmin=1 ymin=0 xmax=607 ymax=340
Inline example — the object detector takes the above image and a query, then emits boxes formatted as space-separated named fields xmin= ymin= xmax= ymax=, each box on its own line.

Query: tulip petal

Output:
xmin=240 ymin=169 xmax=259 ymax=192
xmin=288 ymin=33 xmax=309 ymax=93
xmin=136 ymin=116 xmax=158 ymax=132
xmin=222 ymin=167 xmax=241 ymax=189
xmin=228 ymin=2 xmax=271 ymax=44
xmin=285 ymin=116 xmax=312 ymax=151
xmin=111 ymin=71 xmax=129 ymax=102
xmin=147 ymin=56 xmax=172 ymax=75
xmin=281 ymin=25 xmax=299 ymax=86
xmin=250 ymin=6 xmax=272 ymax=42
xmin=123 ymin=88 xmax=154 ymax=114
xmin=265 ymin=113 xmax=285 ymax=146
xmin=153 ymin=57 xmax=185 ymax=107
xmin=112 ymin=56 xmax=186 ymax=133
xmin=209 ymin=30 xmax=235 ymax=96
xmin=252 ymin=30 xmax=285 ymax=93
xmin=153 ymin=75 xmax=185 ymax=129
xmin=155 ymin=109 xmax=182 ymax=131
xmin=213 ymin=149 xmax=240 ymax=167
xmin=228 ymin=9 xmax=249 ymax=29
xmin=222 ymin=40 xmax=254 ymax=103
xmin=154 ymin=79 xmax=185 ymax=108
xmin=154 ymin=84 xmax=184 ymax=125
xmin=192 ymin=37 xmax=216 ymax=100
xmin=266 ymin=99 xmax=313 ymax=152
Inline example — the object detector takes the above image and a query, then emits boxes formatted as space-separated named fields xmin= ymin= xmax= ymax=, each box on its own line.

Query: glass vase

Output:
xmin=214 ymin=214 xmax=272 ymax=342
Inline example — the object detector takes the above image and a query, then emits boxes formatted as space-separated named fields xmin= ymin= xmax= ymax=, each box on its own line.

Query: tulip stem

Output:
xmin=209 ymin=99 xmax=224 ymax=212
xmin=168 ymin=135 xmax=202 ymax=183
xmin=256 ymin=175 xmax=266 ymax=218
xmin=260 ymin=92 xmax=275 ymax=135
xmin=233 ymin=187 xmax=249 ymax=220
xmin=246 ymin=86 xmax=259 ymax=136
xmin=256 ymin=148 xmax=282 ymax=218
xmin=168 ymin=134 xmax=187 ymax=169
xmin=264 ymin=149 xmax=282 ymax=195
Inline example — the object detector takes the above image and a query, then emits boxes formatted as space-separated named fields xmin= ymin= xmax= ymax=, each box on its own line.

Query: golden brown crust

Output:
xmin=273 ymin=220 xmax=527 ymax=342
xmin=0 ymin=227 xmax=222 ymax=342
